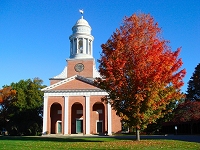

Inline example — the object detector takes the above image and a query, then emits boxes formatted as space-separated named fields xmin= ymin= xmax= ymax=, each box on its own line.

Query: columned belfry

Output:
xmin=69 ymin=14 xmax=94 ymax=59
xmin=41 ymin=11 xmax=121 ymax=135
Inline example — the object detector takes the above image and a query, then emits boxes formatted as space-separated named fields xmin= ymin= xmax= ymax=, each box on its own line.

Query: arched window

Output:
xmin=70 ymin=40 xmax=73 ymax=55
xmin=78 ymin=38 xmax=83 ymax=53
xmin=74 ymin=38 xmax=77 ymax=53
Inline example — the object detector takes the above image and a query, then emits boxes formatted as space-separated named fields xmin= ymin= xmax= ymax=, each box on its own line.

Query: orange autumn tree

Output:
xmin=0 ymin=87 xmax=16 ymax=103
xmin=96 ymin=13 xmax=186 ymax=140
xmin=0 ymin=87 xmax=16 ymax=126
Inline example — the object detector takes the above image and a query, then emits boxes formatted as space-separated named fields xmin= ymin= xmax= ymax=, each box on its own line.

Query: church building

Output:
xmin=41 ymin=13 xmax=121 ymax=135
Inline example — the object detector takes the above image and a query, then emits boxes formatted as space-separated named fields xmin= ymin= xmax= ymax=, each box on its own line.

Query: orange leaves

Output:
xmin=0 ymin=87 xmax=16 ymax=103
xmin=97 ymin=13 xmax=186 ymax=130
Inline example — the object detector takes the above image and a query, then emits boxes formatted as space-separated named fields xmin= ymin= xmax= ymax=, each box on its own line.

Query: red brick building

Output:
xmin=41 ymin=14 xmax=121 ymax=135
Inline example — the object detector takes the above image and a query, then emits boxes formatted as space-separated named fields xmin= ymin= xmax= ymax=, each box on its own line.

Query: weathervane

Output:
xmin=79 ymin=9 xmax=84 ymax=19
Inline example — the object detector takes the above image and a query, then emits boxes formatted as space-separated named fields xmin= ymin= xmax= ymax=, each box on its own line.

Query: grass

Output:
xmin=0 ymin=136 xmax=200 ymax=150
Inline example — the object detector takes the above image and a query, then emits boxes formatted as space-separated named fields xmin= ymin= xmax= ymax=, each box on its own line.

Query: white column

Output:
xmin=90 ymin=40 xmax=93 ymax=56
xmin=86 ymin=39 xmax=89 ymax=54
xmin=76 ymin=38 xmax=78 ymax=53
xmin=42 ymin=96 xmax=48 ymax=134
xmin=83 ymin=38 xmax=86 ymax=54
xmin=73 ymin=39 xmax=75 ymax=55
xmin=85 ymin=96 xmax=90 ymax=134
xmin=107 ymin=102 xmax=112 ymax=135
xmin=64 ymin=96 xmax=69 ymax=135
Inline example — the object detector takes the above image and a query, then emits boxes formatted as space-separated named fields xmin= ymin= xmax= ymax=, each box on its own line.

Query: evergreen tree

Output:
xmin=186 ymin=63 xmax=200 ymax=101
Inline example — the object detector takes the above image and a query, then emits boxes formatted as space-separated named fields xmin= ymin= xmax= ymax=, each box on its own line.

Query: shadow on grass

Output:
xmin=112 ymin=135 xmax=200 ymax=143
xmin=0 ymin=136 xmax=105 ymax=142
xmin=1 ymin=134 xmax=200 ymax=143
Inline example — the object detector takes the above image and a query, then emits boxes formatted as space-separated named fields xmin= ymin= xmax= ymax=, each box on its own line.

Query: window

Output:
xmin=70 ymin=40 xmax=73 ymax=54
xmin=58 ymin=110 xmax=62 ymax=114
xmin=77 ymin=110 xmax=83 ymax=114
xmin=96 ymin=109 xmax=102 ymax=114
xmin=74 ymin=38 xmax=77 ymax=52
xmin=78 ymin=39 xmax=83 ymax=53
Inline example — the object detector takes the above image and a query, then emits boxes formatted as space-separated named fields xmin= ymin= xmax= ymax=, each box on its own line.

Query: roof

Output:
xmin=74 ymin=17 xmax=90 ymax=27
xmin=42 ymin=75 xmax=100 ymax=91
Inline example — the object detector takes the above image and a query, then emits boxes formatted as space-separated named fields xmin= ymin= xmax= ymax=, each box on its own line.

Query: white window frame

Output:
xmin=57 ymin=120 xmax=62 ymax=134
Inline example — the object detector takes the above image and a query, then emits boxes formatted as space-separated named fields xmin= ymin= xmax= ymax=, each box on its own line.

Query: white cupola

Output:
xmin=69 ymin=14 xmax=94 ymax=59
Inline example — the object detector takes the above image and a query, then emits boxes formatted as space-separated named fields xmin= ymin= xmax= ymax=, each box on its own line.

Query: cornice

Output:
xmin=44 ymin=89 xmax=108 ymax=97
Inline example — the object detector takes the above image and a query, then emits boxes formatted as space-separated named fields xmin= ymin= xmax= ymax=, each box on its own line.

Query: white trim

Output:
xmin=41 ymin=75 xmax=77 ymax=91
xmin=96 ymin=120 xmax=103 ymax=133
xmin=57 ymin=120 xmax=62 ymax=134
xmin=44 ymin=91 xmax=108 ymax=97
xmin=64 ymin=96 xmax=69 ymax=135
xmin=85 ymin=96 xmax=90 ymax=134
xmin=42 ymin=96 xmax=48 ymax=134
xmin=107 ymin=103 xmax=112 ymax=135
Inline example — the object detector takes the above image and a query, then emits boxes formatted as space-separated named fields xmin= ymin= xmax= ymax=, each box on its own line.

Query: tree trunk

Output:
xmin=136 ymin=128 xmax=140 ymax=141
xmin=190 ymin=123 xmax=193 ymax=135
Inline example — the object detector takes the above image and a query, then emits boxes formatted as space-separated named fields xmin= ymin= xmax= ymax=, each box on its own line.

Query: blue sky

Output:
xmin=0 ymin=0 xmax=199 ymax=93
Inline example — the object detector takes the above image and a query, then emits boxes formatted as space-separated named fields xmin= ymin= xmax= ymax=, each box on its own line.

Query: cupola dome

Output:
xmin=72 ymin=16 xmax=92 ymax=35
xmin=75 ymin=17 xmax=90 ymax=26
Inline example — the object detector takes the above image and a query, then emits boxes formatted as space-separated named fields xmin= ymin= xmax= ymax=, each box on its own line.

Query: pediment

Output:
xmin=41 ymin=75 xmax=99 ymax=91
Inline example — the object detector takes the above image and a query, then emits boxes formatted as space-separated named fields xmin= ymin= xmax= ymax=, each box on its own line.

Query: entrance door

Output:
xmin=57 ymin=121 xmax=62 ymax=133
xmin=76 ymin=119 xmax=83 ymax=133
xmin=97 ymin=121 xmax=103 ymax=133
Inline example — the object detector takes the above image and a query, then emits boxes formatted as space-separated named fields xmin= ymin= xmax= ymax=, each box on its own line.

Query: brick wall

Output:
xmin=67 ymin=59 xmax=94 ymax=78
xmin=53 ymin=79 xmax=98 ymax=90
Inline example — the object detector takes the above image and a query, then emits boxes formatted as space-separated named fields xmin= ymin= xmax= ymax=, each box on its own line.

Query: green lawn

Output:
xmin=0 ymin=136 xmax=199 ymax=150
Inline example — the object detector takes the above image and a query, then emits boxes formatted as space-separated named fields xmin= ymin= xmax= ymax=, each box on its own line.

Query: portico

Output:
xmin=42 ymin=83 xmax=113 ymax=135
